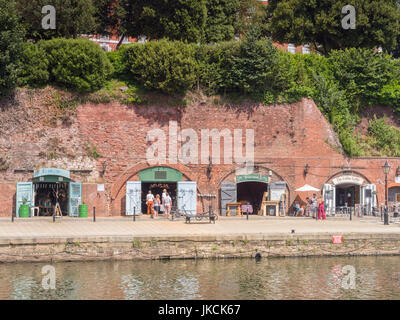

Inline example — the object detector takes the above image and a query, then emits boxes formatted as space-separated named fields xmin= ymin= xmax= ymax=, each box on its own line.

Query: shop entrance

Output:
xmin=237 ymin=182 xmax=268 ymax=215
xmin=141 ymin=182 xmax=177 ymax=214
xmin=34 ymin=182 xmax=69 ymax=216
xmin=335 ymin=184 xmax=360 ymax=207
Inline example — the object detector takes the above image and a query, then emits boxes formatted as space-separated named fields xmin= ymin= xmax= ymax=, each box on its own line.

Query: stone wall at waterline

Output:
xmin=1 ymin=234 xmax=400 ymax=263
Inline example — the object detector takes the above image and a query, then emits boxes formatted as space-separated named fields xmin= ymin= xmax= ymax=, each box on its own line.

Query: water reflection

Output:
xmin=0 ymin=256 xmax=400 ymax=300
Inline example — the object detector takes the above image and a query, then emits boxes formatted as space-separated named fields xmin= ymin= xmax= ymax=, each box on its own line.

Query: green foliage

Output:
xmin=267 ymin=0 xmax=400 ymax=56
xmin=19 ymin=42 xmax=49 ymax=87
xmin=368 ymin=116 xmax=400 ymax=157
xmin=329 ymin=48 xmax=400 ymax=109
xmin=117 ymin=0 xmax=207 ymax=43
xmin=39 ymin=38 xmax=112 ymax=92
xmin=197 ymin=31 xmax=280 ymax=95
xmin=85 ymin=144 xmax=102 ymax=159
xmin=204 ymin=0 xmax=239 ymax=43
xmin=106 ymin=47 xmax=129 ymax=79
xmin=125 ymin=40 xmax=198 ymax=94
xmin=16 ymin=0 xmax=97 ymax=40
xmin=0 ymin=0 xmax=25 ymax=96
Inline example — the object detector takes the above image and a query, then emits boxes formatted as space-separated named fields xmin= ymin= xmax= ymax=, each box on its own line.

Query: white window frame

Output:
xmin=287 ymin=43 xmax=296 ymax=54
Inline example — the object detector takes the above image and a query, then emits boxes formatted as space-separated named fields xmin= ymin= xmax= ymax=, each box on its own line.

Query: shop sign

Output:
xmin=332 ymin=175 xmax=364 ymax=186
xmin=395 ymin=177 xmax=400 ymax=183
xmin=236 ymin=174 xmax=269 ymax=184
xmin=34 ymin=168 xmax=70 ymax=179
xmin=332 ymin=235 xmax=343 ymax=244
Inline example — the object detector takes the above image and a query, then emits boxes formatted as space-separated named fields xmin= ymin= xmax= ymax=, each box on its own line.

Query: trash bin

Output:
xmin=19 ymin=205 xmax=30 ymax=218
xmin=79 ymin=204 xmax=88 ymax=218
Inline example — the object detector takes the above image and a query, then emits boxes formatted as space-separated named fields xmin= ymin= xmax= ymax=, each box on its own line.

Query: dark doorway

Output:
xmin=237 ymin=182 xmax=268 ymax=215
xmin=34 ymin=182 xmax=69 ymax=216
xmin=335 ymin=185 xmax=360 ymax=207
xmin=141 ymin=182 xmax=177 ymax=214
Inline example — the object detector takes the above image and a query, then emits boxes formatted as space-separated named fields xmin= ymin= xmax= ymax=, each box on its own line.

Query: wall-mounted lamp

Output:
xmin=396 ymin=165 xmax=400 ymax=177
xmin=304 ymin=164 xmax=310 ymax=176
xmin=206 ymin=157 xmax=213 ymax=180
xmin=268 ymin=170 xmax=273 ymax=177
xmin=101 ymin=161 xmax=107 ymax=176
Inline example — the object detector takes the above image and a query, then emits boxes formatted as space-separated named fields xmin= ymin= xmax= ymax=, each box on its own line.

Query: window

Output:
xmin=302 ymin=44 xmax=310 ymax=54
xmin=287 ymin=43 xmax=296 ymax=54
xmin=138 ymin=36 xmax=147 ymax=43
xmin=100 ymin=44 xmax=110 ymax=52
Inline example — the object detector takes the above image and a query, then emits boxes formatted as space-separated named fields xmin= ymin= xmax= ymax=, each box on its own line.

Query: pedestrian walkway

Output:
xmin=0 ymin=216 xmax=398 ymax=241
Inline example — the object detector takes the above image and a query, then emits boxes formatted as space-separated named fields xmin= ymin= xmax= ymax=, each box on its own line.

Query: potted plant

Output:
xmin=79 ymin=200 xmax=88 ymax=218
xmin=19 ymin=197 xmax=30 ymax=218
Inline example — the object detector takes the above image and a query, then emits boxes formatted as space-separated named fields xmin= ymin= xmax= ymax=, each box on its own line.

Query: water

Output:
xmin=1 ymin=256 xmax=400 ymax=300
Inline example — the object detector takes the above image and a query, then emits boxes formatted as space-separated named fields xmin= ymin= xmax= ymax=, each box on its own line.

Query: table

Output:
xmin=39 ymin=206 xmax=54 ymax=216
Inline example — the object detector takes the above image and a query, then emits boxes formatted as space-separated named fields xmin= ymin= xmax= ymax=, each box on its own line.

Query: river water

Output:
xmin=1 ymin=256 xmax=400 ymax=300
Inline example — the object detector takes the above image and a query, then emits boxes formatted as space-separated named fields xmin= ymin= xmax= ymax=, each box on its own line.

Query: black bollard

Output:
xmin=246 ymin=207 xmax=249 ymax=220
xmin=93 ymin=207 xmax=96 ymax=222
xmin=11 ymin=211 xmax=14 ymax=223
xmin=53 ymin=214 xmax=55 ymax=223
xmin=350 ymin=207 xmax=352 ymax=221
xmin=133 ymin=207 xmax=136 ymax=221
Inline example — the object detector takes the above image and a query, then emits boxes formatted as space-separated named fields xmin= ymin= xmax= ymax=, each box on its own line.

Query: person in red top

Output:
xmin=318 ymin=197 xmax=326 ymax=220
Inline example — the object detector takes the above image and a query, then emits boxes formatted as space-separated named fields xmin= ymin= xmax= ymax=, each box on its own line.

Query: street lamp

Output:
xmin=383 ymin=161 xmax=390 ymax=225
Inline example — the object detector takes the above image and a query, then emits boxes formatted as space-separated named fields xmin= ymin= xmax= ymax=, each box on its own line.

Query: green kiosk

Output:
xmin=126 ymin=166 xmax=197 ymax=216
xmin=16 ymin=168 xmax=82 ymax=217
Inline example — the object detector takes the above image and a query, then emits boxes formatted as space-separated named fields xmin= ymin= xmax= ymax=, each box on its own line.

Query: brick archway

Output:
xmin=216 ymin=165 xmax=293 ymax=213
xmin=110 ymin=162 xmax=204 ymax=216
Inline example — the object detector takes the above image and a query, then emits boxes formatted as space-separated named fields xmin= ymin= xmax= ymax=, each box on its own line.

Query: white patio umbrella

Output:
xmin=295 ymin=184 xmax=320 ymax=192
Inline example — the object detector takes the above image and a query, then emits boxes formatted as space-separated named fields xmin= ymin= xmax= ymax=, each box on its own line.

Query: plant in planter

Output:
xmin=19 ymin=197 xmax=30 ymax=218
xmin=79 ymin=200 xmax=88 ymax=218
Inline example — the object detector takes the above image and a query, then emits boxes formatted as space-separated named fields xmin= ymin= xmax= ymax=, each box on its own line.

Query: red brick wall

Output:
xmin=1 ymin=98 xmax=399 ymax=216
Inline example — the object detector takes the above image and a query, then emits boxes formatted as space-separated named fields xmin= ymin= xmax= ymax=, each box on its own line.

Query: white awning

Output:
xmin=295 ymin=184 xmax=320 ymax=192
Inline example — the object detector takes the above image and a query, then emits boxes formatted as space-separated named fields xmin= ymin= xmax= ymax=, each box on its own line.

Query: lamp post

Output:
xmin=383 ymin=161 xmax=390 ymax=225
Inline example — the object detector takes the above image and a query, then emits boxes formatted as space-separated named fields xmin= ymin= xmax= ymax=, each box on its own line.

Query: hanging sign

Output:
xmin=34 ymin=168 xmax=70 ymax=179
xmin=97 ymin=184 xmax=105 ymax=192
xmin=332 ymin=175 xmax=364 ymax=186
xmin=236 ymin=174 xmax=269 ymax=184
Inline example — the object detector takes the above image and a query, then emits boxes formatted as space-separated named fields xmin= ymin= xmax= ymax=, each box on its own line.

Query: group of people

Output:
xmin=294 ymin=193 xmax=326 ymax=220
xmin=145 ymin=189 xmax=173 ymax=219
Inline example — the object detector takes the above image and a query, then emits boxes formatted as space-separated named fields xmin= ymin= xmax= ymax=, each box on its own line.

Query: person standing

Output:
xmin=153 ymin=194 xmax=161 ymax=218
xmin=318 ymin=197 xmax=326 ymax=220
xmin=311 ymin=194 xmax=318 ymax=219
xmin=146 ymin=190 xmax=155 ymax=216
xmin=161 ymin=188 xmax=167 ymax=214
xmin=164 ymin=192 xmax=172 ymax=219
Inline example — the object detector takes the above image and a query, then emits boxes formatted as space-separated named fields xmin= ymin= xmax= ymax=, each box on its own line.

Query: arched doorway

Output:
xmin=323 ymin=171 xmax=376 ymax=215
xmin=16 ymin=168 xmax=81 ymax=217
xmin=237 ymin=180 xmax=268 ymax=215
xmin=219 ymin=167 xmax=290 ymax=216
xmin=125 ymin=166 xmax=197 ymax=216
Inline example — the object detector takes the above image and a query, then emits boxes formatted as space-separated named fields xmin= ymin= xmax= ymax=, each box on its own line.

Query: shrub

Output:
xmin=39 ymin=38 xmax=112 ymax=92
xmin=19 ymin=42 xmax=49 ymax=87
xmin=106 ymin=45 xmax=130 ymax=79
xmin=329 ymin=48 xmax=400 ymax=108
xmin=0 ymin=0 xmax=25 ymax=96
xmin=125 ymin=40 xmax=198 ymax=94
xmin=368 ymin=116 xmax=400 ymax=157
xmin=196 ymin=41 xmax=241 ymax=93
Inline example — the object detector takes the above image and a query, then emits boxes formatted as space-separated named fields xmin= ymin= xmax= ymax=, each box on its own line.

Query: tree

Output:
xmin=0 ymin=0 xmax=25 ymax=96
xmin=116 ymin=0 xmax=207 ymax=43
xmin=93 ymin=0 xmax=119 ymax=36
xmin=234 ymin=0 xmax=269 ymax=39
xmin=267 ymin=0 xmax=400 ymax=56
xmin=203 ymin=0 xmax=239 ymax=43
xmin=16 ymin=0 xmax=97 ymax=40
